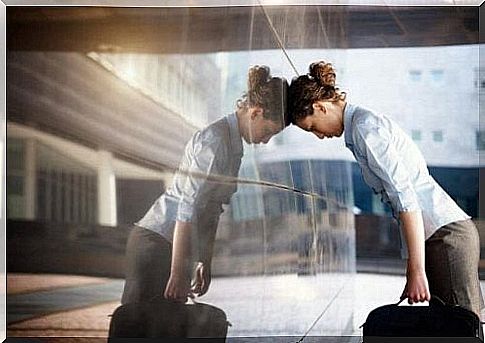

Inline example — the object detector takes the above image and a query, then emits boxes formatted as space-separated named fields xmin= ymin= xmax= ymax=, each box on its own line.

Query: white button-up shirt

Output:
xmin=136 ymin=113 xmax=244 ymax=243
xmin=344 ymin=103 xmax=469 ymax=239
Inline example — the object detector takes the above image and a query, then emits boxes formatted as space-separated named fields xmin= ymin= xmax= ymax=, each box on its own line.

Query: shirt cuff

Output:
xmin=176 ymin=204 xmax=194 ymax=222
xmin=394 ymin=199 xmax=421 ymax=213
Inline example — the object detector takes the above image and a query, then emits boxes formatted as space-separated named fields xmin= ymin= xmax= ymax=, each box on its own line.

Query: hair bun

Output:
xmin=309 ymin=61 xmax=336 ymax=87
xmin=248 ymin=65 xmax=270 ymax=90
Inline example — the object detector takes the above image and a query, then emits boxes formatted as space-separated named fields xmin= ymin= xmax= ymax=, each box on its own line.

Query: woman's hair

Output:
xmin=288 ymin=61 xmax=346 ymax=124
xmin=237 ymin=65 xmax=290 ymax=126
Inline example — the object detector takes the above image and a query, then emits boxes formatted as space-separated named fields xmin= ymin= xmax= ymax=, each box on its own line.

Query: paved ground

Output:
xmin=7 ymin=274 xmax=113 ymax=295
xmin=6 ymin=272 xmax=485 ymax=341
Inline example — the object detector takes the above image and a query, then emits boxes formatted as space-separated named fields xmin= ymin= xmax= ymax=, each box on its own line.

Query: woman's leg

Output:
xmin=425 ymin=219 xmax=484 ymax=318
xmin=121 ymin=226 xmax=172 ymax=304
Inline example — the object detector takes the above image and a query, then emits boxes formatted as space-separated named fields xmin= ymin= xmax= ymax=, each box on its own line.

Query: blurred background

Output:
xmin=4 ymin=0 xmax=483 ymax=340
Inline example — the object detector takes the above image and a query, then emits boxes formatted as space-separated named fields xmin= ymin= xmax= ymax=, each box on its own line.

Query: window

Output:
xmin=409 ymin=70 xmax=422 ymax=82
xmin=7 ymin=138 xmax=25 ymax=219
xmin=430 ymin=69 xmax=444 ymax=82
xmin=474 ymin=67 xmax=485 ymax=91
xmin=477 ymin=131 xmax=485 ymax=150
xmin=432 ymin=130 xmax=443 ymax=142
xmin=7 ymin=138 xmax=24 ymax=171
xmin=411 ymin=130 xmax=421 ymax=141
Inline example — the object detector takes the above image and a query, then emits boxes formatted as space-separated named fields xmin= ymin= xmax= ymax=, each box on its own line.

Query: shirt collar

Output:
xmin=227 ymin=112 xmax=244 ymax=156
xmin=343 ymin=102 xmax=357 ymax=148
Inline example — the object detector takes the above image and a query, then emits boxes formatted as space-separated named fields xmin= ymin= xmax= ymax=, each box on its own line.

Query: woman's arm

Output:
xmin=399 ymin=210 xmax=430 ymax=304
xmin=191 ymin=223 xmax=218 ymax=297
xmin=164 ymin=220 xmax=192 ymax=302
xmin=353 ymin=121 xmax=430 ymax=303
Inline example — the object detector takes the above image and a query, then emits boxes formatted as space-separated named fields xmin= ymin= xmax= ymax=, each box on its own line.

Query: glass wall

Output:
xmin=5 ymin=3 xmax=480 ymax=339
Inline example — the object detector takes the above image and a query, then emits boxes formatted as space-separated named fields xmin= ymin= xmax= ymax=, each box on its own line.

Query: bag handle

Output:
xmin=397 ymin=294 xmax=446 ymax=306
xmin=359 ymin=297 xmax=412 ymax=328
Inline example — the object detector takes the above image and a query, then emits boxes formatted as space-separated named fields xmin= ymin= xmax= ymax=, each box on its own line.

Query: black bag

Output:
xmin=108 ymin=299 xmax=229 ymax=341
xmin=362 ymin=296 xmax=483 ymax=342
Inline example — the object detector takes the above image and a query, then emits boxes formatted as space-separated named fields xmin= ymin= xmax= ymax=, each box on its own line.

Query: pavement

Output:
xmin=6 ymin=272 xmax=485 ymax=342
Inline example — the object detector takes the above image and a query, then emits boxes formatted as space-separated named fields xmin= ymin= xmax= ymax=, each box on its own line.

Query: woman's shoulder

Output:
xmin=349 ymin=106 xmax=398 ymax=151
xmin=351 ymin=105 xmax=387 ymax=131
xmin=192 ymin=116 xmax=231 ymax=150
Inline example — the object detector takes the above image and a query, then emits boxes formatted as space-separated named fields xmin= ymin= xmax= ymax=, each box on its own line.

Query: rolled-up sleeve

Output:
xmin=354 ymin=124 xmax=421 ymax=214
xmin=176 ymin=133 xmax=227 ymax=222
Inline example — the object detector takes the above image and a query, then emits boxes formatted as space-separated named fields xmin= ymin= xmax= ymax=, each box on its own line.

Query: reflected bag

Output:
xmin=362 ymin=296 xmax=483 ymax=342
xmin=108 ymin=299 xmax=228 ymax=341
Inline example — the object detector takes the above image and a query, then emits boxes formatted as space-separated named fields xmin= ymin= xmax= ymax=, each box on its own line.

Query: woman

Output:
xmin=288 ymin=61 xmax=483 ymax=317
xmin=121 ymin=65 xmax=289 ymax=304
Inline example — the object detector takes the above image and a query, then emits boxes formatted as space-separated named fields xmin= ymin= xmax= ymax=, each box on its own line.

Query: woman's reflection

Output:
xmin=121 ymin=65 xmax=289 ymax=304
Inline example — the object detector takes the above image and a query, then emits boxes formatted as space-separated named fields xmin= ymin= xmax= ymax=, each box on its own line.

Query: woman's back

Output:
xmin=348 ymin=104 xmax=469 ymax=238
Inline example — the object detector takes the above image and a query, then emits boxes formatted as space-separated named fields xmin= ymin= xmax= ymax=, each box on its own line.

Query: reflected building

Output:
xmin=7 ymin=51 xmax=221 ymax=227
xmin=88 ymin=52 xmax=222 ymax=126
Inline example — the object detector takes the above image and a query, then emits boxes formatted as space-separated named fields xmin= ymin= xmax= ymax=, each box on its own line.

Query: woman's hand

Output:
xmin=191 ymin=262 xmax=211 ymax=297
xmin=164 ymin=273 xmax=192 ymax=303
xmin=401 ymin=266 xmax=431 ymax=304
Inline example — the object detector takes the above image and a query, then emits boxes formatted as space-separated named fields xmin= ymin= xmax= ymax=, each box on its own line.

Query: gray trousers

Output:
xmin=425 ymin=219 xmax=484 ymax=318
xmin=121 ymin=226 xmax=172 ymax=304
